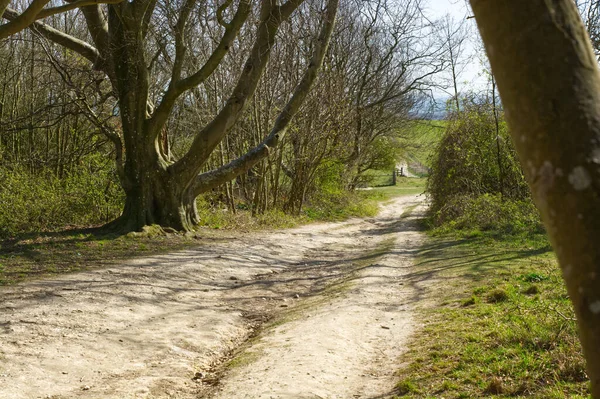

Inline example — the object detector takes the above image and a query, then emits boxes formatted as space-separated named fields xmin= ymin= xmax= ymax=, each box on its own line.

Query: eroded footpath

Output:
xmin=0 ymin=194 xmax=425 ymax=399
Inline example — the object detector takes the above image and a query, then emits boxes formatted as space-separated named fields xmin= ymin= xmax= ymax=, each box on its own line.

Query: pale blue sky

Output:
xmin=424 ymin=0 xmax=488 ymax=95
xmin=425 ymin=0 xmax=470 ymax=20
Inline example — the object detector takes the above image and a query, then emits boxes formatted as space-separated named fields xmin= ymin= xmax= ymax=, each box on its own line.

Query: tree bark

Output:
xmin=470 ymin=0 xmax=600 ymax=395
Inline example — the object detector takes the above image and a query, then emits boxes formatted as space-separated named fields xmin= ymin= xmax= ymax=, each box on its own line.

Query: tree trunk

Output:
xmin=470 ymin=0 xmax=600 ymax=395
xmin=107 ymin=157 xmax=199 ymax=232
xmin=286 ymin=159 xmax=309 ymax=215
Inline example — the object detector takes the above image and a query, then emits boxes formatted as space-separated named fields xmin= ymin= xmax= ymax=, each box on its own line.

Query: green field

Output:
xmin=362 ymin=119 xmax=445 ymax=185
xmin=398 ymin=120 xmax=446 ymax=168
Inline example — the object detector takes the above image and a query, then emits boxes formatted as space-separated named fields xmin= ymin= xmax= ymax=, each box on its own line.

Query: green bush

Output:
xmin=427 ymin=98 xmax=541 ymax=234
xmin=0 ymin=160 xmax=123 ymax=238
xmin=432 ymin=193 xmax=543 ymax=234
xmin=428 ymin=100 xmax=529 ymax=209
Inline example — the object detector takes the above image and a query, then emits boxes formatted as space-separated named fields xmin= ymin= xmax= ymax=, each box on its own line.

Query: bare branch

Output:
xmin=38 ymin=0 xmax=123 ymax=19
xmin=216 ymin=0 xmax=232 ymax=27
xmin=168 ymin=0 xmax=304 ymax=182
xmin=0 ymin=0 xmax=50 ymax=40
xmin=0 ymin=0 xmax=10 ymax=19
xmin=278 ymin=0 xmax=304 ymax=21
xmin=3 ymin=8 xmax=101 ymax=64
xmin=0 ymin=0 xmax=124 ymax=40
xmin=148 ymin=0 xmax=251 ymax=141
xmin=80 ymin=5 xmax=110 ymax=62
xmin=171 ymin=0 xmax=200 ymax=83
xmin=191 ymin=0 xmax=339 ymax=195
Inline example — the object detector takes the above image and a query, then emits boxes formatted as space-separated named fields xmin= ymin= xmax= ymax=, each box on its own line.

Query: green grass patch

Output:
xmin=196 ymin=204 xmax=304 ymax=230
xmin=393 ymin=231 xmax=588 ymax=398
xmin=361 ymin=169 xmax=395 ymax=187
xmin=302 ymin=178 xmax=425 ymax=221
xmin=303 ymin=190 xmax=380 ymax=221
xmin=369 ymin=177 xmax=427 ymax=199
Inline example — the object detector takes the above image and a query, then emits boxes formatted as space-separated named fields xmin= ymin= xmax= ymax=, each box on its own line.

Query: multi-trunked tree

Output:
xmin=3 ymin=0 xmax=339 ymax=232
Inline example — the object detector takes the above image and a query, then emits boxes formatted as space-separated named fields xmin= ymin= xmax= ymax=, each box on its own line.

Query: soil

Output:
xmin=0 ymin=194 xmax=425 ymax=399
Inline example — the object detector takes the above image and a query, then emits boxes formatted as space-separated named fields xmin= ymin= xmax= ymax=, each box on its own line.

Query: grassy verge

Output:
xmin=371 ymin=177 xmax=427 ymax=199
xmin=0 ymin=178 xmax=425 ymax=286
xmin=394 ymin=230 xmax=589 ymax=398
xmin=303 ymin=179 xmax=425 ymax=221
xmin=197 ymin=177 xmax=426 ymax=228
xmin=196 ymin=190 xmax=382 ymax=230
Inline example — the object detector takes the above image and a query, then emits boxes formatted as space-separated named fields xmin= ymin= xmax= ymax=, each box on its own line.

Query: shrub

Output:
xmin=428 ymin=99 xmax=529 ymax=209
xmin=427 ymin=97 xmax=542 ymax=234
xmin=0 ymin=160 xmax=123 ymax=238
xmin=432 ymin=193 xmax=543 ymax=234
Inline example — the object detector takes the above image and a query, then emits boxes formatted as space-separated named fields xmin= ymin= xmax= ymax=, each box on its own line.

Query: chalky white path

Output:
xmin=210 ymin=196 xmax=424 ymax=399
xmin=0 ymin=194 xmax=424 ymax=399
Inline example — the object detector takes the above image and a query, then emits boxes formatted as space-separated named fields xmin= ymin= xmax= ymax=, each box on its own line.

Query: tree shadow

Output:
xmin=0 ymin=225 xmax=235 ymax=284
xmin=401 ymin=234 xmax=553 ymax=304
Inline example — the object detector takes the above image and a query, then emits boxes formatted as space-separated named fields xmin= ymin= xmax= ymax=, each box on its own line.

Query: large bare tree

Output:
xmin=3 ymin=0 xmax=339 ymax=232
xmin=469 ymin=0 xmax=600 ymax=395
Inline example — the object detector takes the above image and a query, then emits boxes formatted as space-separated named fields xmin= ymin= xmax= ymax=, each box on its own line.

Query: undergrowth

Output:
xmin=195 ymin=179 xmax=426 ymax=229
xmin=428 ymin=193 xmax=544 ymax=236
xmin=0 ymin=163 xmax=123 ymax=238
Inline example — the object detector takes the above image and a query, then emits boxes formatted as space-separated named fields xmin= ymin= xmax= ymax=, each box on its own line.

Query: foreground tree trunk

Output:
xmin=469 ymin=0 xmax=600 ymax=395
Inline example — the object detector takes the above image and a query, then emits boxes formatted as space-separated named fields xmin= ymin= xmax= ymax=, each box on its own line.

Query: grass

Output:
xmin=362 ymin=169 xmax=396 ymax=187
xmin=369 ymin=177 xmax=427 ymax=199
xmin=393 ymin=230 xmax=589 ymax=398
xmin=196 ymin=206 xmax=304 ymax=230
xmin=300 ymin=177 xmax=425 ymax=222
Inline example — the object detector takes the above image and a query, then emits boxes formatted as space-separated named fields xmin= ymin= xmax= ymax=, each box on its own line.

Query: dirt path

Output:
xmin=0 ymin=194 xmax=425 ymax=399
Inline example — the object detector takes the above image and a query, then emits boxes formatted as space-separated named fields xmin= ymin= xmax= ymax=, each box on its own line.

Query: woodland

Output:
xmin=0 ymin=0 xmax=446 ymax=235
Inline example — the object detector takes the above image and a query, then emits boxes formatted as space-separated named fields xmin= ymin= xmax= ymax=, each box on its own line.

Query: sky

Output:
xmin=425 ymin=0 xmax=471 ymax=20
xmin=424 ymin=0 xmax=489 ymax=96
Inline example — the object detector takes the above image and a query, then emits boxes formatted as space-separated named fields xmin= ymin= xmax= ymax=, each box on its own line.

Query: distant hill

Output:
xmin=411 ymin=97 xmax=449 ymax=121
xmin=397 ymin=120 xmax=446 ymax=172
